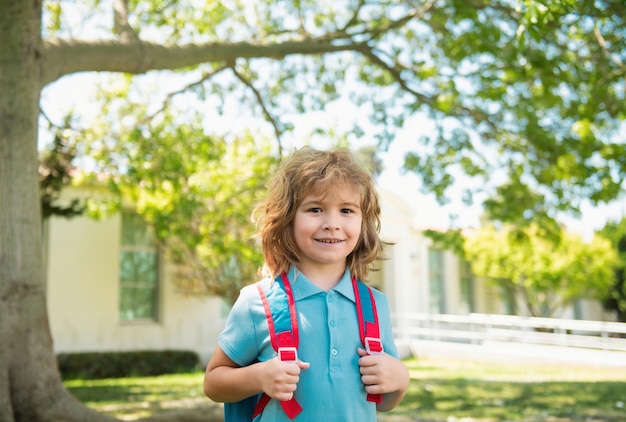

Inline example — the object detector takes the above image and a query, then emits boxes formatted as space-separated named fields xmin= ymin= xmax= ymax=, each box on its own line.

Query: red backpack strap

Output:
xmin=252 ymin=273 xmax=303 ymax=420
xmin=352 ymin=277 xmax=384 ymax=404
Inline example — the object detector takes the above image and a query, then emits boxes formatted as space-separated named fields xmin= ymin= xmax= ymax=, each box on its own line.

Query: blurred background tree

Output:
xmin=463 ymin=224 xmax=617 ymax=318
xmin=597 ymin=218 xmax=626 ymax=322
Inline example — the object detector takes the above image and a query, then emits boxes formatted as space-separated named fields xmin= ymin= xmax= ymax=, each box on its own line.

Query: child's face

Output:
xmin=293 ymin=183 xmax=362 ymax=272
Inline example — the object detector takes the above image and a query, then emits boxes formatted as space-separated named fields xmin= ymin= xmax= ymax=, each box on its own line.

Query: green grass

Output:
xmin=63 ymin=373 xmax=214 ymax=420
xmin=394 ymin=358 xmax=626 ymax=421
xmin=64 ymin=358 xmax=626 ymax=421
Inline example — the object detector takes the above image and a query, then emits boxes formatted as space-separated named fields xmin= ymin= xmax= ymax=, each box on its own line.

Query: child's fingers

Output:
xmin=261 ymin=358 xmax=303 ymax=400
xmin=283 ymin=359 xmax=309 ymax=375
xmin=357 ymin=347 xmax=386 ymax=367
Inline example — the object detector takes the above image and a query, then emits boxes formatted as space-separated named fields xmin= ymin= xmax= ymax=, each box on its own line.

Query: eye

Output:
xmin=308 ymin=207 xmax=322 ymax=213
xmin=341 ymin=208 xmax=354 ymax=214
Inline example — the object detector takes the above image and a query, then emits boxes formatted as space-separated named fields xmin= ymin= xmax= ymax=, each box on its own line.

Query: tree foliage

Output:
xmin=41 ymin=0 xmax=626 ymax=233
xmin=463 ymin=224 xmax=617 ymax=318
xmin=111 ymin=128 xmax=276 ymax=305
xmin=597 ymin=217 xmax=626 ymax=322
xmin=38 ymin=130 xmax=85 ymax=219
xmin=68 ymin=81 xmax=279 ymax=303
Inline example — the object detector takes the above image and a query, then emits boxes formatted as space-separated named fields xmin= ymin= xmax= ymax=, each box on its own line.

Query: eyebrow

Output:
xmin=340 ymin=200 xmax=361 ymax=208
xmin=300 ymin=198 xmax=361 ymax=208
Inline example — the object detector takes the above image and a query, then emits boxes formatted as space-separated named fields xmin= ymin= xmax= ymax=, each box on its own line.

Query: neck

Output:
xmin=295 ymin=263 xmax=347 ymax=291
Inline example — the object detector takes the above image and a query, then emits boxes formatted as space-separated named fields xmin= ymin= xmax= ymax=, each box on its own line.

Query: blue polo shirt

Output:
xmin=218 ymin=265 xmax=398 ymax=421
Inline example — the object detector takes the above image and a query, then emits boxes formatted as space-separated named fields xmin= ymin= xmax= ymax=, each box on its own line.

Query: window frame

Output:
xmin=428 ymin=248 xmax=446 ymax=314
xmin=119 ymin=211 xmax=161 ymax=324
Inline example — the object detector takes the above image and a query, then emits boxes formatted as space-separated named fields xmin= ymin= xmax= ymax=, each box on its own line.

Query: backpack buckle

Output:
xmin=278 ymin=347 xmax=298 ymax=363
xmin=364 ymin=337 xmax=384 ymax=355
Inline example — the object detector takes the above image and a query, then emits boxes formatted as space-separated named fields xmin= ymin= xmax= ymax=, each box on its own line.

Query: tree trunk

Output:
xmin=0 ymin=1 xmax=116 ymax=420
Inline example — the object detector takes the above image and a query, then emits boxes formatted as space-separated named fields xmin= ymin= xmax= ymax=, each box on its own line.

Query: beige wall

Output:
xmin=378 ymin=190 xmax=426 ymax=316
xmin=46 ymin=212 xmax=223 ymax=365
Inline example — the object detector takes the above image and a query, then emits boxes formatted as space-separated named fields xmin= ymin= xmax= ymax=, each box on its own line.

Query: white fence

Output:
xmin=393 ymin=313 xmax=626 ymax=365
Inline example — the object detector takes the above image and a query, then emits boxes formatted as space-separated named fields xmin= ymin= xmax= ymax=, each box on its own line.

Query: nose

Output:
xmin=322 ymin=218 xmax=339 ymax=231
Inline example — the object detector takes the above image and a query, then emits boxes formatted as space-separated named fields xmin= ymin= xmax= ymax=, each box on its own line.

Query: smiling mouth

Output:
xmin=317 ymin=239 xmax=342 ymax=243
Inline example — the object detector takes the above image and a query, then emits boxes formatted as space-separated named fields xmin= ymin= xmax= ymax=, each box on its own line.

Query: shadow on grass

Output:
xmin=64 ymin=373 xmax=223 ymax=421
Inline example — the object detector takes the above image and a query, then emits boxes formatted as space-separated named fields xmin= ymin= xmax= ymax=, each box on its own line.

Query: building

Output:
xmin=45 ymin=187 xmax=610 ymax=365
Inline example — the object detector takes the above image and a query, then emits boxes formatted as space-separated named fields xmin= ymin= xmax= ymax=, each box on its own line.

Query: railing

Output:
xmin=392 ymin=312 xmax=626 ymax=353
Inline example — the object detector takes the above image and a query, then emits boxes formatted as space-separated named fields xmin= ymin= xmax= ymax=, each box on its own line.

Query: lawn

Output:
xmin=63 ymin=357 xmax=626 ymax=421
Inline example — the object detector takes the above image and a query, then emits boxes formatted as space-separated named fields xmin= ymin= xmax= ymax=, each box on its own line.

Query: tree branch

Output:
xmin=322 ymin=0 xmax=435 ymax=42
xmin=41 ymin=38 xmax=367 ymax=86
xmin=357 ymin=45 xmax=432 ymax=105
xmin=146 ymin=64 xmax=231 ymax=120
xmin=593 ymin=24 xmax=625 ymax=73
xmin=231 ymin=64 xmax=284 ymax=153
xmin=113 ymin=0 xmax=139 ymax=42
xmin=338 ymin=0 xmax=366 ymax=34
xmin=367 ymin=0 xmax=436 ymax=39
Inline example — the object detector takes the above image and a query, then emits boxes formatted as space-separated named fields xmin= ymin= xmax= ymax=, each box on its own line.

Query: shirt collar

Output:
xmin=287 ymin=265 xmax=356 ymax=303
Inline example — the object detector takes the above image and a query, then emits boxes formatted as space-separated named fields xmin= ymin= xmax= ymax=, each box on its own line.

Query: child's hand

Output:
xmin=259 ymin=357 xmax=310 ymax=402
xmin=356 ymin=347 xmax=409 ymax=396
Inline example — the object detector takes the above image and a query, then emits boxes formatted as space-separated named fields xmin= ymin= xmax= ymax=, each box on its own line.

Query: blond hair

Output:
xmin=253 ymin=146 xmax=386 ymax=281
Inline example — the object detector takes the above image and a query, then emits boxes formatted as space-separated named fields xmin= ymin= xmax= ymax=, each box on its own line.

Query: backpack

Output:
xmin=224 ymin=271 xmax=383 ymax=421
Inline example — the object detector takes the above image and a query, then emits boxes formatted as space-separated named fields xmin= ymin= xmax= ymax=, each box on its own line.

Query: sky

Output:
xmin=40 ymin=72 xmax=625 ymax=242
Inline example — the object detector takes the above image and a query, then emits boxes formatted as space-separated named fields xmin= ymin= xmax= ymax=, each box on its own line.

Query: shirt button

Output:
xmin=329 ymin=320 xmax=335 ymax=327
xmin=331 ymin=348 xmax=338 ymax=356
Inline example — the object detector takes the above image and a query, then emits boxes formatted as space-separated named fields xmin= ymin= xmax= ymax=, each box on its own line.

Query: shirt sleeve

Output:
xmin=218 ymin=283 xmax=262 ymax=366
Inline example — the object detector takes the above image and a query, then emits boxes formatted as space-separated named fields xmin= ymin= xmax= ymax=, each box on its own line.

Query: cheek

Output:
xmin=293 ymin=215 xmax=312 ymax=232
xmin=293 ymin=217 xmax=317 ymax=244
xmin=348 ymin=220 xmax=364 ymax=241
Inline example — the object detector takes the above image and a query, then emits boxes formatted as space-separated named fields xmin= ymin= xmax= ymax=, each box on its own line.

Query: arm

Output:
xmin=203 ymin=345 xmax=310 ymax=403
xmin=356 ymin=348 xmax=410 ymax=412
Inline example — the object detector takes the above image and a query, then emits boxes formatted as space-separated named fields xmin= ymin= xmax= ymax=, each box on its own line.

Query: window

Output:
xmin=501 ymin=284 xmax=517 ymax=315
xmin=119 ymin=212 xmax=159 ymax=322
xmin=428 ymin=248 xmax=446 ymax=313
xmin=459 ymin=260 xmax=475 ymax=314
xmin=573 ymin=299 xmax=583 ymax=320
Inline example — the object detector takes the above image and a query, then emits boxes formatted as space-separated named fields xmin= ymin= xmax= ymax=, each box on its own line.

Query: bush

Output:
xmin=57 ymin=350 xmax=200 ymax=379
